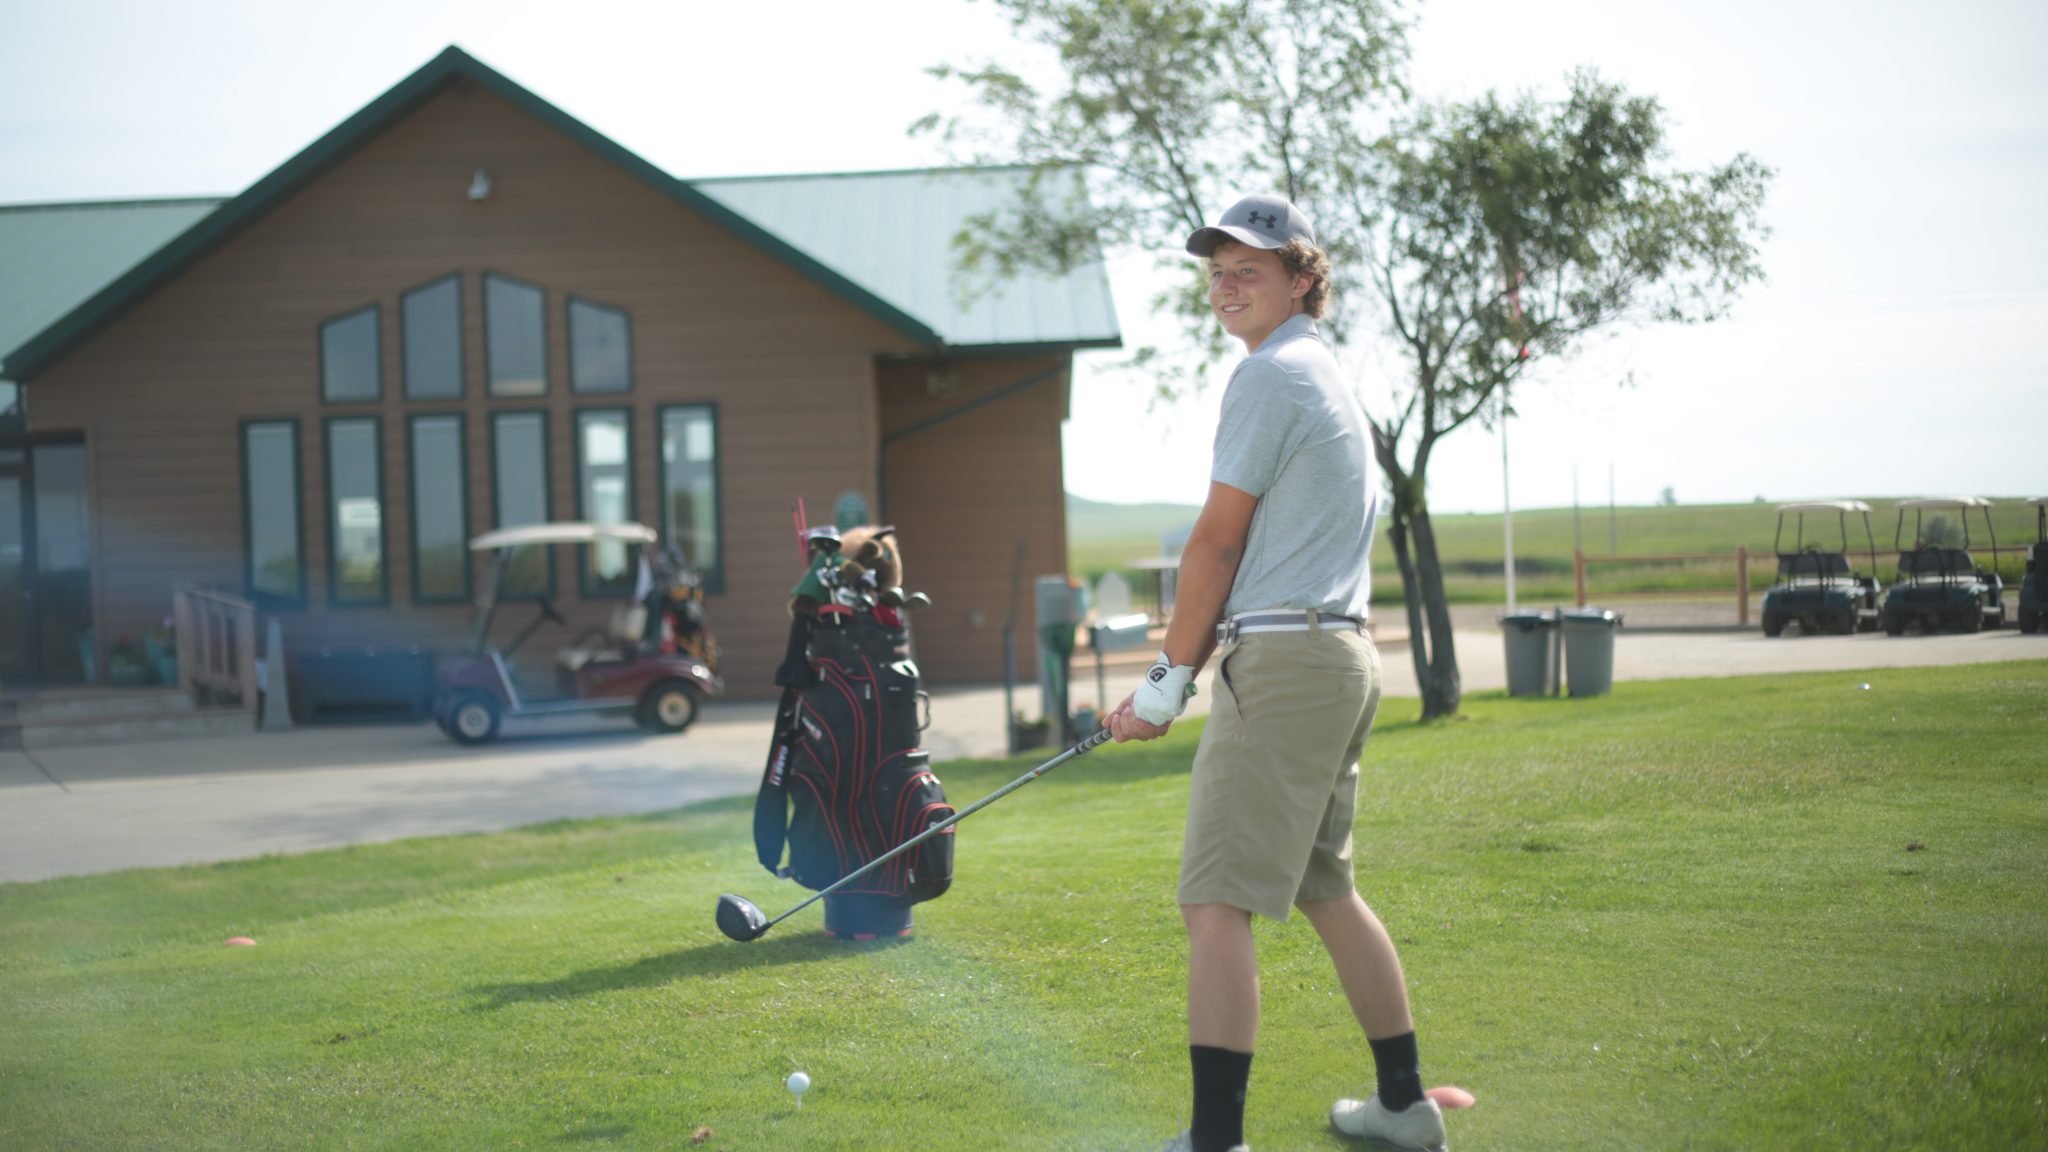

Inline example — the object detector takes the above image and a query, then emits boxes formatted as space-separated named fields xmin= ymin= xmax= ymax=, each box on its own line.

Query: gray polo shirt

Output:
xmin=1209 ymin=314 xmax=1379 ymax=620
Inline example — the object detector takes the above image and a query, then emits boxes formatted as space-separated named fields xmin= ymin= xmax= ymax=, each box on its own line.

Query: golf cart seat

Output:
xmin=558 ymin=605 xmax=649 ymax=672
xmin=1900 ymin=548 xmax=1971 ymax=577
xmin=1777 ymin=551 xmax=1850 ymax=581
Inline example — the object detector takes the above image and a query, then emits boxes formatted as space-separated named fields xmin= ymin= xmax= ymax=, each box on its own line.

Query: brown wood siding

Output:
xmin=876 ymin=356 xmax=1071 ymax=686
xmin=26 ymin=79 xmax=943 ymax=701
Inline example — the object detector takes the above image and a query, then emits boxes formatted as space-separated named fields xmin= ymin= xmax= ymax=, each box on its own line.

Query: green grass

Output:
xmin=1069 ymin=494 xmax=2045 ymax=604
xmin=4 ymin=663 xmax=2046 ymax=1150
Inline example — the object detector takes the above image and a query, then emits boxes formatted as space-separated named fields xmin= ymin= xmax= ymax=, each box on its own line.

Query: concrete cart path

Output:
xmin=3 ymin=628 xmax=2040 ymax=884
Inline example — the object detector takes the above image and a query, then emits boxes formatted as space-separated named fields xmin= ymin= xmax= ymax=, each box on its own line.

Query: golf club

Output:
xmin=717 ymin=726 xmax=1116 ymax=942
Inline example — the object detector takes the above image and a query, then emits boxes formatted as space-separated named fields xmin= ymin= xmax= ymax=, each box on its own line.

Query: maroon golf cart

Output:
xmin=434 ymin=522 xmax=722 ymax=745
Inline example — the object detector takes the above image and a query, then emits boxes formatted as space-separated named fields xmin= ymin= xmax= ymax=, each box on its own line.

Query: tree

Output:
xmin=922 ymin=0 xmax=1771 ymax=718
xmin=1921 ymin=514 xmax=1964 ymax=548
xmin=914 ymin=0 xmax=1408 ymax=388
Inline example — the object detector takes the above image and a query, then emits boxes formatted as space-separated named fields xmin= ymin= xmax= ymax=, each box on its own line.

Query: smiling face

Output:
xmin=1207 ymin=241 xmax=1313 ymax=352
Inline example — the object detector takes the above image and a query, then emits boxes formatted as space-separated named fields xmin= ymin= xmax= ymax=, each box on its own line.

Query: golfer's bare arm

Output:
xmin=1161 ymin=481 xmax=1258 ymax=674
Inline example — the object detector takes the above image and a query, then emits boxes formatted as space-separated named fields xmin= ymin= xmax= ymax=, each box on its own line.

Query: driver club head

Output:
xmin=715 ymin=893 xmax=770 ymax=942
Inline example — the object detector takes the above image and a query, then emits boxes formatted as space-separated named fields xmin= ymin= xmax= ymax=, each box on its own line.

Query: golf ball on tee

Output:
xmin=786 ymin=1071 xmax=810 ymax=1097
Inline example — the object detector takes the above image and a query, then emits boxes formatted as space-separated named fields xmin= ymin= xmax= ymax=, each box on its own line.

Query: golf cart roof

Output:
xmin=1776 ymin=500 xmax=1871 ymax=514
xmin=469 ymin=522 xmax=659 ymax=551
xmin=1895 ymin=497 xmax=1992 ymax=511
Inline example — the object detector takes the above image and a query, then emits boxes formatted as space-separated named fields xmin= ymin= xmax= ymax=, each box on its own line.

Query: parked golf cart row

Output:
xmin=1760 ymin=497 xmax=2048 ymax=637
xmin=435 ymin=522 xmax=723 ymax=744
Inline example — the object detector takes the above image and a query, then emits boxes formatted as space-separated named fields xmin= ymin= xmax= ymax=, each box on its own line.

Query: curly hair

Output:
xmin=1274 ymin=238 xmax=1334 ymax=319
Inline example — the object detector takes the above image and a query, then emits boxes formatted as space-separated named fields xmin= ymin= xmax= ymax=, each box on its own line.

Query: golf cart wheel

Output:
xmin=2022 ymin=611 xmax=2040 ymax=635
xmin=638 ymin=679 xmax=700 ymax=734
xmin=1761 ymin=612 xmax=1785 ymax=638
xmin=447 ymin=693 xmax=502 ymax=745
xmin=1883 ymin=613 xmax=1904 ymax=637
xmin=1833 ymin=611 xmax=1858 ymax=636
xmin=1986 ymin=605 xmax=2006 ymax=630
xmin=1960 ymin=602 xmax=1983 ymax=633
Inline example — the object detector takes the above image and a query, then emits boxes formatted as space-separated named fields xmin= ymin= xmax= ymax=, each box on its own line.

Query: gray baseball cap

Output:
xmin=1186 ymin=194 xmax=1317 ymax=256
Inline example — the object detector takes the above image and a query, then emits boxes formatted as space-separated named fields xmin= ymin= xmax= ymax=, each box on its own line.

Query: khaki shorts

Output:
xmin=1177 ymin=618 xmax=1382 ymax=921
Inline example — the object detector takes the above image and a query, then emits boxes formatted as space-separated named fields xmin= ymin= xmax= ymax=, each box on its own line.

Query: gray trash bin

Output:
xmin=1561 ymin=609 xmax=1623 ymax=697
xmin=1500 ymin=611 xmax=1559 ymax=697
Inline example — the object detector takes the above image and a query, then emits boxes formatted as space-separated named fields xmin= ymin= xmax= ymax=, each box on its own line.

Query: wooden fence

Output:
xmin=1574 ymin=545 xmax=2036 ymax=625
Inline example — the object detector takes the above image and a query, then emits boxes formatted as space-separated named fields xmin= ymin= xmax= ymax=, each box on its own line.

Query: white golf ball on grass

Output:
xmin=786 ymin=1070 xmax=811 ymax=1105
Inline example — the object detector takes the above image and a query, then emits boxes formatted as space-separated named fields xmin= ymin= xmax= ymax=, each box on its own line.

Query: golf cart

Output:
xmin=1878 ymin=497 xmax=2007 ymax=636
xmin=1759 ymin=500 xmax=1881 ymax=636
xmin=2020 ymin=497 xmax=2048 ymax=634
xmin=435 ymin=522 xmax=723 ymax=744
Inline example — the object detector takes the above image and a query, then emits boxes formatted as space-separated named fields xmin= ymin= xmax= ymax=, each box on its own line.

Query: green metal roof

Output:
xmin=695 ymin=168 xmax=1122 ymax=352
xmin=0 ymin=198 xmax=224 ymax=382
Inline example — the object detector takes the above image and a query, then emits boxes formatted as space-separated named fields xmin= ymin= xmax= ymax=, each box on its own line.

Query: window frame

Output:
xmin=572 ymin=406 xmax=637 ymax=599
xmin=400 ymin=273 xmax=465 ymax=402
xmin=318 ymin=303 xmax=382 ymax=405
xmin=489 ymin=408 xmax=556 ymax=601
xmin=482 ymin=271 xmax=549 ymax=399
xmin=323 ymin=415 xmax=390 ymax=608
xmin=657 ymin=402 xmax=725 ymax=595
xmin=406 ymin=412 xmax=472 ymax=605
xmin=566 ymin=295 xmax=634 ymax=396
xmin=239 ymin=418 xmax=307 ymax=609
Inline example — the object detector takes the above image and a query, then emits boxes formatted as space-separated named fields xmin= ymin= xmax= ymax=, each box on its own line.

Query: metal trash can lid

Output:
xmin=1498 ymin=611 xmax=1558 ymax=631
xmin=1560 ymin=608 xmax=1624 ymax=627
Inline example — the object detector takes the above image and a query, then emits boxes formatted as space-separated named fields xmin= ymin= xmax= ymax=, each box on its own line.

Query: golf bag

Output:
xmin=754 ymin=610 xmax=954 ymax=938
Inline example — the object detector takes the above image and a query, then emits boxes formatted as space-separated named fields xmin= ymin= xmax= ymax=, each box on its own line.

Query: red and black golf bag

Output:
xmin=753 ymin=608 xmax=954 ymax=939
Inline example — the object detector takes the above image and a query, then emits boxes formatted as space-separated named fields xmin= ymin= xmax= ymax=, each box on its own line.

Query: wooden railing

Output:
xmin=173 ymin=585 xmax=259 ymax=714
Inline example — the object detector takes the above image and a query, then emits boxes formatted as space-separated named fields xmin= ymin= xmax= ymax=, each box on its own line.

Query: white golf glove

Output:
xmin=1131 ymin=651 xmax=1197 ymax=726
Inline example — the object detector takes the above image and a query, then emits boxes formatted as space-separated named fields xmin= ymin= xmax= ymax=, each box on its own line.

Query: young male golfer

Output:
xmin=1106 ymin=195 xmax=1458 ymax=1152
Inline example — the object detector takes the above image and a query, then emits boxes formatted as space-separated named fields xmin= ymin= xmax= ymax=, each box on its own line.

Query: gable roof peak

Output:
xmin=4 ymin=45 xmax=945 ymax=380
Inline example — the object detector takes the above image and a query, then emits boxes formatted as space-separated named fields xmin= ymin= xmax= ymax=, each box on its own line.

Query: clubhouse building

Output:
xmin=0 ymin=47 xmax=1119 ymax=703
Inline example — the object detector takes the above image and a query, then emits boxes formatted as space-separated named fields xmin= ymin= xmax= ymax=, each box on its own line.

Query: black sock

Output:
xmin=1369 ymin=1031 xmax=1424 ymax=1112
xmin=1189 ymin=1044 xmax=1253 ymax=1152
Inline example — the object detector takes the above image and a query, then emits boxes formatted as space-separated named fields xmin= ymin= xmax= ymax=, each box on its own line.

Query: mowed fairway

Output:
xmin=3 ymin=663 xmax=2043 ymax=1150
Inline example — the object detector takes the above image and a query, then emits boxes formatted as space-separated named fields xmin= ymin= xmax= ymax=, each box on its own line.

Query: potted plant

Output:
xmin=107 ymin=634 xmax=151 ymax=687
xmin=145 ymin=616 xmax=178 ymax=686
xmin=1011 ymin=710 xmax=1052 ymax=751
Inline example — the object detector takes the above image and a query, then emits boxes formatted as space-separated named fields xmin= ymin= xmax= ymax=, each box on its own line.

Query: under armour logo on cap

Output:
xmin=1187 ymin=194 xmax=1318 ymax=255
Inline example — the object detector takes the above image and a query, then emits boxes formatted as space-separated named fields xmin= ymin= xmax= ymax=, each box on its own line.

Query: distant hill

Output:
xmin=1065 ymin=495 xmax=1201 ymax=584
xmin=1066 ymin=494 xmax=1201 ymax=544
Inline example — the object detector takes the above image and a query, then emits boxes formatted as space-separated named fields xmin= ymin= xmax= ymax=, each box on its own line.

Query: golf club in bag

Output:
xmin=717 ymin=726 xmax=1114 ymax=942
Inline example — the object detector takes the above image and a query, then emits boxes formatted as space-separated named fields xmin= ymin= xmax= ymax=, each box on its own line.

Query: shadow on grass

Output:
xmin=468 ymin=932 xmax=912 ymax=1010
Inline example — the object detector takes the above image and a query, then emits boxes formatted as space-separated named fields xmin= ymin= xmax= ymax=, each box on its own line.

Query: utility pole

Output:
xmin=1572 ymin=464 xmax=1582 ymax=557
xmin=1502 ymin=391 xmax=1516 ymax=613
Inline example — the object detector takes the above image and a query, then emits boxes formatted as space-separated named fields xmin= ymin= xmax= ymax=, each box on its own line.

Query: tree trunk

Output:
xmin=1384 ymin=488 xmax=1462 ymax=720
xmin=1406 ymin=504 xmax=1462 ymax=718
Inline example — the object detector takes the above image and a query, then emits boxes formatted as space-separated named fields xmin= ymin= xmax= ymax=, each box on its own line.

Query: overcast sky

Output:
xmin=5 ymin=0 xmax=2043 ymax=512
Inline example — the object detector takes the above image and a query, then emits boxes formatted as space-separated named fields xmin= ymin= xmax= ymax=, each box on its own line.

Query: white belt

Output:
xmin=1215 ymin=610 xmax=1364 ymax=644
